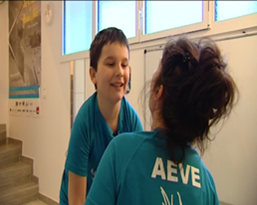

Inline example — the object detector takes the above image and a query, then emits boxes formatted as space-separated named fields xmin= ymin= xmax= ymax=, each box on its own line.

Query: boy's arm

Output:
xmin=65 ymin=105 xmax=91 ymax=204
xmin=69 ymin=172 xmax=87 ymax=205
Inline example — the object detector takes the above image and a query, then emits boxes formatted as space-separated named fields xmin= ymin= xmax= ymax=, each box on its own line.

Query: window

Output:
xmin=98 ymin=1 xmax=137 ymax=39
xmin=63 ymin=1 xmax=92 ymax=55
xmin=61 ymin=0 xmax=257 ymax=58
xmin=215 ymin=1 xmax=257 ymax=22
xmin=144 ymin=1 xmax=203 ymax=35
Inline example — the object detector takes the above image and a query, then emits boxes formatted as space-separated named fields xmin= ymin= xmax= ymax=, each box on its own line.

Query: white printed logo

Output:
xmin=90 ymin=168 xmax=96 ymax=180
xmin=160 ymin=187 xmax=183 ymax=205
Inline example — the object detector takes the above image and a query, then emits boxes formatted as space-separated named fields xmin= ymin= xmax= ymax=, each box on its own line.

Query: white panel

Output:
xmin=74 ymin=93 xmax=85 ymax=122
xmin=144 ymin=35 xmax=257 ymax=205
xmin=74 ymin=59 xmax=85 ymax=93
xmin=202 ymin=35 xmax=257 ymax=205
xmin=144 ymin=49 xmax=162 ymax=131
xmin=85 ymin=58 xmax=95 ymax=100
xmin=125 ymin=49 xmax=145 ymax=127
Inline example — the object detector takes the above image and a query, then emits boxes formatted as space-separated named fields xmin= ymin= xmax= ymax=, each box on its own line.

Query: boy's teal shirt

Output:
xmin=59 ymin=92 xmax=143 ymax=204
xmin=86 ymin=130 xmax=219 ymax=205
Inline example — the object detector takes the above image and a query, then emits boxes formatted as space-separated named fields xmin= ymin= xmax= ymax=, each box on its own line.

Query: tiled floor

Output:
xmin=23 ymin=200 xmax=47 ymax=205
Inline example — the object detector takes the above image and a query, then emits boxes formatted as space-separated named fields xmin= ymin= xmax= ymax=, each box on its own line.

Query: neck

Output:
xmin=97 ymin=94 xmax=121 ymax=133
xmin=151 ymin=110 xmax=167 ymax=131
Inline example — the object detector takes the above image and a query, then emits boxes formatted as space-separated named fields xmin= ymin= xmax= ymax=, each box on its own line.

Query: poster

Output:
xmin=9 ymin=1 xmax=41 ymax=117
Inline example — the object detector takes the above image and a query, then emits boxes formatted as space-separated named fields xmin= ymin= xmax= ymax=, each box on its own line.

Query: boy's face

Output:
xmin=90 ymin=42 xmax=130 ymax=103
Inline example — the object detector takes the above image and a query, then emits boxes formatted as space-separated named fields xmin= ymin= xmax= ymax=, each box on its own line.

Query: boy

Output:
xmin=59 ymin=27 xmax=143 ymax=205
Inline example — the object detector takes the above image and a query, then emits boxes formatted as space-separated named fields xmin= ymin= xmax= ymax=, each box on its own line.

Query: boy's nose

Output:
xmin=116 ymin=64 xmax=124 ymax=77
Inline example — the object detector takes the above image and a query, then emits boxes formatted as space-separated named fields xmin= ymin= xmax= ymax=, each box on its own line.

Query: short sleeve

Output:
xmin=65 ymin=106 xmax=91 ymax=176
xmin=85 ymin=140 xmax=117 ymax=205
xmin=211 ymin=179 xmax=220 ymax=205
xmin=206 ymin=167 xmax=220 ymax=205
xmin=213 ymin=192 xmax=220 ymax=205
xmin=133 ymin=111 xmax=143 ymax=132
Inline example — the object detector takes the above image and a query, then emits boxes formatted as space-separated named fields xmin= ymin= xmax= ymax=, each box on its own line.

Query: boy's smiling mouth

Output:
xmin=111 ymin=82 xmax=124 ymax=87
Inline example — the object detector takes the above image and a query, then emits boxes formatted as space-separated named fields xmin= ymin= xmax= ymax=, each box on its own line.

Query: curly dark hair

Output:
xmin=153 ymin=37 xmax=238 ymax=163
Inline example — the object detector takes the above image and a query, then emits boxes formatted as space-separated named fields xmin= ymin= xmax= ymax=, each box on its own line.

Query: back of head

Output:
xmin=153 ymin=37 xmax=238 ymax=162
xmin=90 ymin=27 xmax=129 ymax=71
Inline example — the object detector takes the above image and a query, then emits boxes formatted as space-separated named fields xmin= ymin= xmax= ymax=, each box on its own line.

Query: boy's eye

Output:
xmin=122 ymin=64 xmax=128 ymax=68
xmin=106 ymin=63 xmax=114 ymax=66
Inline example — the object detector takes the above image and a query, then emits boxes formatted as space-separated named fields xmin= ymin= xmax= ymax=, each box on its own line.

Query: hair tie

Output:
xmin=183 ymin=52 xmax=190 ymax=63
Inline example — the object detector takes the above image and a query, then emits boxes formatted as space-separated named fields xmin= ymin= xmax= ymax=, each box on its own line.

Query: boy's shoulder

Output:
xmin=74 ymin=92 xmax=97 ymax=124
xmin=121 ymin=97 xmax=139 ymax=118
xmin=81 ymin=92 xmax=97 ymax=110
xmin=121 ymin=96 xmax=132 ymax=109
xmin=76 ymin=92 xmax=97 ymax=116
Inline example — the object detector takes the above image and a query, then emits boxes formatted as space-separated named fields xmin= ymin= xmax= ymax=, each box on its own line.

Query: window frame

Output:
xmin=60 ymin=0 xmax=257 ymax=63
xmin=209 ymin=1 xmax=257 ymax=35
xmin=139 ymin=1 xmax=210 ymax=43
xmin=94 ymin=1 xmax=140 ymax=45
xmin=62 ymin=0 xmax=93 ymax=56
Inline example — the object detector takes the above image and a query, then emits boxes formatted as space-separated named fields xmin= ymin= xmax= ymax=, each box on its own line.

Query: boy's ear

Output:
xmin=89 ymin=67 xmax=97 ymax=85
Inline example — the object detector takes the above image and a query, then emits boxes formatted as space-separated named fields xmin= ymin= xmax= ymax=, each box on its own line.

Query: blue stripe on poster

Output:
xmin=9 ymin=85 xmax=40 ymax=92
xmin=9 ymin=94 xmax=40 ymax=99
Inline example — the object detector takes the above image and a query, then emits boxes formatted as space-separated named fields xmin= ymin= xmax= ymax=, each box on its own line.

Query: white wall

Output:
xmin=0 ymin=2 xmax=9 ymax=129
xmin=202 ymin=35 xmax=257 ymax=205
xmin=2 ymin=1 xmax=256 ymax=204
xmin=140 ymin=35 xmax=257 ymax=205
xmin=9 ymin=1 xmax=71 ymax=202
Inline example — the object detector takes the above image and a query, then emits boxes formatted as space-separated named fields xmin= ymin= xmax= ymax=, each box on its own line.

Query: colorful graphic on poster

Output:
xmin=9 ymin=1 xmax=41 ymax=99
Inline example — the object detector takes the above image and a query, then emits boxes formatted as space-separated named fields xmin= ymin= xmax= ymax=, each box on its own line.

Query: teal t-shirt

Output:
xmin=59 ymin=92 xmax=143 ymax=204
xmin=86 ymin=130 xmax=220 ymax=205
